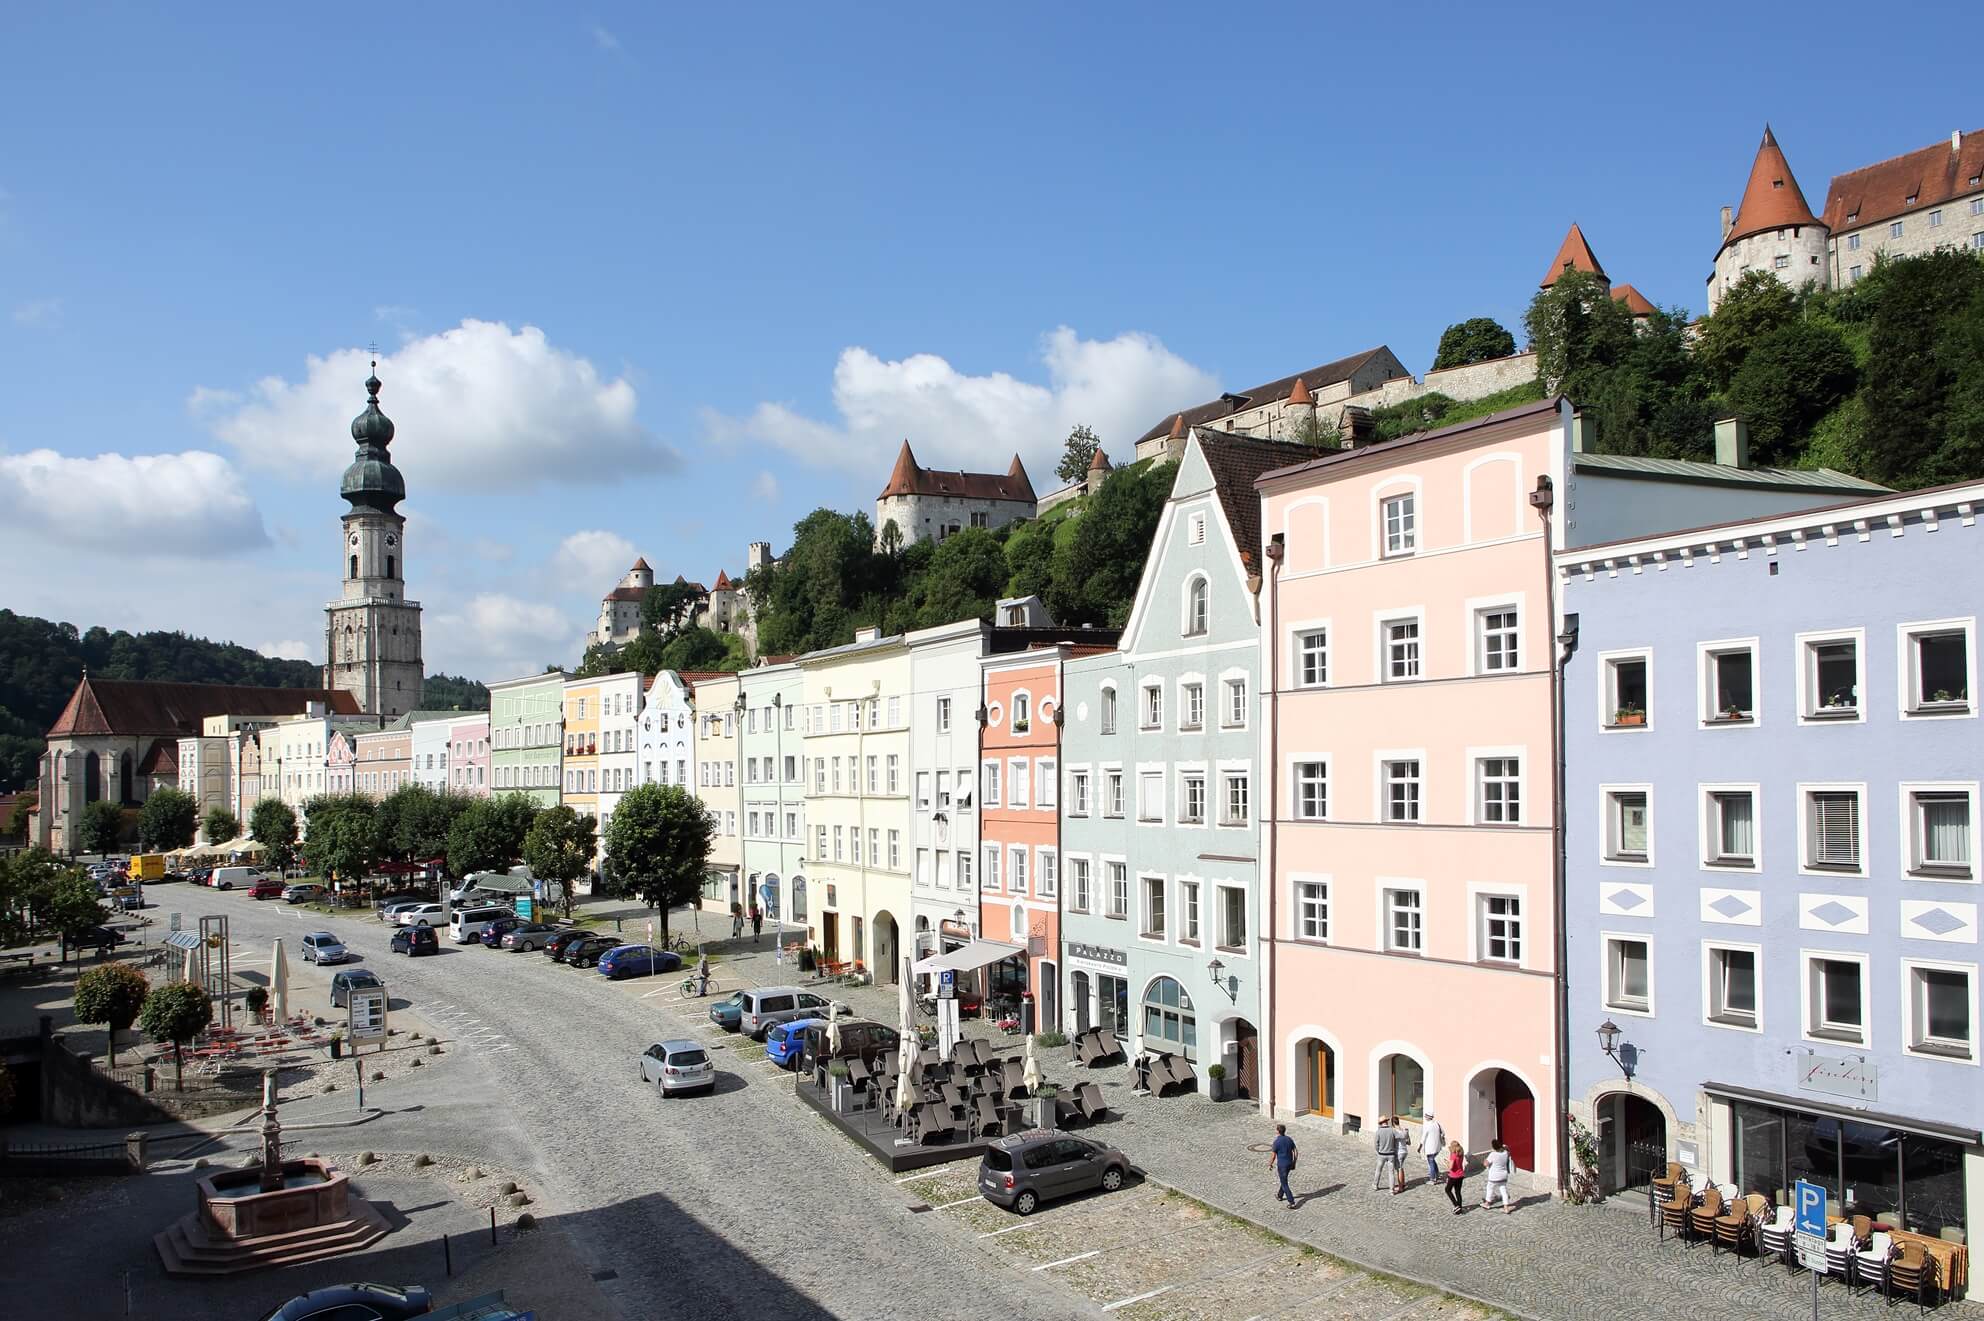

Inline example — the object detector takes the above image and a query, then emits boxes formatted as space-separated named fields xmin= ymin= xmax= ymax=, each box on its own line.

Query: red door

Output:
xmin=1495 ymin=1071 xmax=1535 ymax=1171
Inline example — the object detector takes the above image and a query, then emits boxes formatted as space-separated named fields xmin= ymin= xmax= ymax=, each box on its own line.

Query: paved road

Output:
xmin=206 ymin=897 xmax=1093 ymax=1320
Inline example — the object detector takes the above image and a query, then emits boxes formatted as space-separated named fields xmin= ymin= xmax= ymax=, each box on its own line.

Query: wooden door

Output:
xmin=822 ymin=914 xmax=839 ymax=964
xmin=1235 ymin=1021 xmax=1259 ymax=1100
xmin=1495 ymin=1071 xmax=1535 ymax=1171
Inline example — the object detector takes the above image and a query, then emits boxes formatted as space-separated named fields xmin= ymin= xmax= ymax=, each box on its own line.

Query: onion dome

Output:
xmin=340 ymin=363 xmax=406 ymax=514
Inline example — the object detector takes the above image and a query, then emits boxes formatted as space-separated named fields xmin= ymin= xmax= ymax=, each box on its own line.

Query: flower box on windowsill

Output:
xmin=1611 ymin=711 xmax=1646 ymax=727
xmin=1911 ymin=695 xmax=1971 ymax=716
xmin=1807 ymin=704 xmax=1859 ymax=720
xmin=1709 ymin=710 xmax=1754 ymax=725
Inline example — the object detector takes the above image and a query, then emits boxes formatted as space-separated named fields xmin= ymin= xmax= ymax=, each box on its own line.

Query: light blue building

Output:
xmin=1562 ymin=479 xmax=1983 ymax=1242
xmin=738 ymin=660 xmax=810 ymax=946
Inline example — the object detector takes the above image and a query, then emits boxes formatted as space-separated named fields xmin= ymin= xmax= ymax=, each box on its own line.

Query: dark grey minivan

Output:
xmin=978 ymin=1129 xmax=1130 ymax=1215
xmin=738 ymin=986 xmax=840 ymax=1040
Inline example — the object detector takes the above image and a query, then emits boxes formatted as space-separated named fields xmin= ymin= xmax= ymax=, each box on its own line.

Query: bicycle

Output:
xmin=662 ymin=931 xmax=696 ymax=956
xmin=678 ymin=972 xmax=720 ymax=998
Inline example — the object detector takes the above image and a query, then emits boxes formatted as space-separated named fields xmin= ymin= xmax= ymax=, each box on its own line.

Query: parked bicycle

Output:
xmin=679 ymin=971 xmax=719 ymax=998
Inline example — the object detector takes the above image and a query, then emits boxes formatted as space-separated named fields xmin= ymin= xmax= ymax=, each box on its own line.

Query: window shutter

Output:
xmin=1813 ymin=793 xmax=1860 ymax=865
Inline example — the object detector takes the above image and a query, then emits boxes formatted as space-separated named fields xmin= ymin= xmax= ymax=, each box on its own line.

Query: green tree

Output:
xmin=77 ymin=800 xmax=126 ymax=856
xmin=74 ymin=961 xmax=150 ymax=1066
xmin=248 ymin=798 xmax=299 ymax=871
xmin=522 ymin=805 xmax=598 ymax=919
xmin=1724 ymin=321 xmax=1860 ymax=467
xmin=1054 ymin=424 xmax=1103 ymax=484
xmin=1432 ymin=317 xmax=1517 ymax=370
xmin=657 ymin=627 xmax=733 ymax=672
xmin=1046 ymin=460 xmax=1175 ymax=626
xmin=307 ymin=796 xmax=380 ymax=885
xmin=447 ymin=793 xmax=541 ymax=877
xmin=0 ymin=847 xmax=66 ymax=942
xmin=49 ymin=869 xmax=107 ymax=945
xmin=602 ymin=784 xmax=713 ymax=943
xmin=201 ymin=806 xmax=240 ymax=845
xmin=1286 ymin=413 xmax=1343 ymax=448
xmin=1859 ymin=248 xmax=1984 ymax=488
xmin=137 ymin=787 xmax=197 ymax=852
xmin=640 ymin=579 xmax=704 ymax=638
xmin=1693 ymin=270 xmax=1799 ymax=394
xmin=387 ymin=786 xmax=471 ymax=862
xmin=900 ymin=526 xmax=1007 ymax=628
xmin=138 ymin=980 xmax=212 ymax=1090
xmin=5 ymin=792 xmax=33 ymax=839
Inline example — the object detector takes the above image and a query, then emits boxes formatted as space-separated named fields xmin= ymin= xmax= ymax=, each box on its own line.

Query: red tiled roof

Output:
xmin=603 ymin=587 xmax=649 ymax=603
xmin=1286 ymin=376 xmax=1312 ymax=406
xmin=137 ymin=738 xmax=178 ymax=776
xmin=1611 ymin=283 xmax=1657 ymax=316
xmin=1540 ymin=224 xmax=1607 ymax=288
xmin=875 ymin=439 xmax=1036 ymax=503
xmin=1190 ymin=429 xmax=1317 ymax=572
xmin=631 ymin=557 xmax=651 ymax=572
xmin=1723 ymin=126 xmax=1818 ymax=251
xmin=45 ymin=677 xmax=360 ymax=739
xmin=713 ymin=570 xmax=733 ymax=591
xmin=1087 ymin=446 xmax=1111 ymax=473
xmin=1135 ymin=348 xmax=1393 ymax=444
xmin=1822 ymin=128 xmax=1984 ymax=235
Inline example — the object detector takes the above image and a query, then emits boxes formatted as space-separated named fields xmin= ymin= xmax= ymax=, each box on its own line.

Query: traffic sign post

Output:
xmin=1794 ymin=1179 xmax=1827 ymax=1318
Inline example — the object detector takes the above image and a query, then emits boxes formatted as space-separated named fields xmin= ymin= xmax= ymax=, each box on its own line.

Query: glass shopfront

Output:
xmin=1732 ymin=1100 xmax=1968 ymax=1239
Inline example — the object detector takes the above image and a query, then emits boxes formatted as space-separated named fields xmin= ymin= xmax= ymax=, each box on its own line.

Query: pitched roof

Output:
xmin=1286 ymin=377 xmax=1312 ymax=406
xmin=1135 ymin=347 xmax=1393 ymax=444
xmin=631 ymin=557 xmax=651 ymax=572
xmin=136 ymin=739 xmax=177 ymax=776
xmin=603 ymin=586 xmax=649 ymax=603
xmin=1570 ymin=451 xmax=1886 ymax=494
xmin=713 ymin=570 xmax=733 ymax=591
xmin=1540 ymin=223 xmax=1607 ymax=288
xmin=1722 ymin=126 xmax=1818 ymax=251
xmin=1255 ymin=397 xmax=1567 ymax=489
xmin=1190 ymin=429 xmax=1317 ymax=572
xmin=1822 ymin=128 xmax=1984 ymax=234
xmin=875 ymin=439 xmax=1036 ymax=504
xmin=1611 ymin=283 xmax=1657 ymax=316
xmin=46 ymin=677 xmax=361 ymax=739
xmin=1087 ymin=446 xmax=1112 ymax=473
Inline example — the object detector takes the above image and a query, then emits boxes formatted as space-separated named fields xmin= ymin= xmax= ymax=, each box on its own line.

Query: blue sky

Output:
xmin=0 ymin=3 xmax=1972 ymax=679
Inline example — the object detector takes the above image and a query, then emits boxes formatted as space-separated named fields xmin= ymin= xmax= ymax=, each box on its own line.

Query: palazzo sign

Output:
xmin=1067 ymin=942 xmax=1127 ymax=967
xmin=1795 ymin=1048 xmax=1878 ymax=1102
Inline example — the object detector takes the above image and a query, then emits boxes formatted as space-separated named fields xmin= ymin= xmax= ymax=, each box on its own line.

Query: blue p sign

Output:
xmin=1795 ymin=1179 xmax=1827 ymax=1237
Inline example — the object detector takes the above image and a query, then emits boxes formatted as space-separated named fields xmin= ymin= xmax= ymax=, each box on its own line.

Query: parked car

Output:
xmin=71 ymin=924 xmax=126 ymax=954
xmin=283 ymin=882 xmax=325 ymax=904
xmin=707 ymin=990 xmax=748 ymax=1031
xmin=638 ymin=1039 xmax=715 ymax=1096
xmin=395 ymin=903 xmax=445 ymax=927
xmin=330 ymin=969 xmax=383 ymax=1008
xmin=545 ymin=928 xmax=598 ymax=961
xmin=476 ymin=916 xmax=523 ymax=947
xmin=500 ymin=922 xmax=564 ymax=951
xmin=186 ymin=866 xmax=212 ymax=887
xmin=765 ymin=1017 xmax=827 ymax=1069
xmin=299 ymin=932 xmax=349 ymax=965
xmin=795 ymin=1019 xmax=902 ymax=1076
xmin=390 ymin=925 xmax=439 ymax=957
xmin=562 ymin=933 xmax=626 ymax=968
xmin=209 ymin=865 xmax=259 ymax=890
xmin=249 ymin=877 xmax=285 ymax=900
xmin=450 ymin=905 xmax=512 ymax=944
xmin=157 ymin=870 xmax=188 ymax=885
xmin=258 ymin=1282 xmax=434 ymax=1321
xmin=597 ymin=945 xmax=683 ymax=980
xmin=738 ymin=986 xmax=840 ymax=1041
xmin=978 ymin=1130 xmax=1130 ymax=1215
xmin=376 ymin=895 xmax=423 ymax=922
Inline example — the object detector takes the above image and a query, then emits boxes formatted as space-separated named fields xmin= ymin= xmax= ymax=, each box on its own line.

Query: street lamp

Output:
xmin=1207 ymin=957 xmax=1236 ymax=1001
xmin=1596 ymin=1019 xmax=1636 ymax=1080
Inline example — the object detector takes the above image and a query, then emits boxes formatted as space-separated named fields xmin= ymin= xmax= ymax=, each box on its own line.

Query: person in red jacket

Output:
xmin=1444 ymin=1140 xmax=1467 ymax=1214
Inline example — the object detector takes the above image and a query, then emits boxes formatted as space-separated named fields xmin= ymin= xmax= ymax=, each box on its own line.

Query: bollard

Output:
xmin=490 ymin=1205 xmax=497 ymax=1245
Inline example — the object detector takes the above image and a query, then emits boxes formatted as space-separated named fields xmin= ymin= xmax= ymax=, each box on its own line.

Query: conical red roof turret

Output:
xmin=1540 ymin=223 xmax=1608 ymax=288
xmin=1722 ymin=126 xmax=1818 ymax=252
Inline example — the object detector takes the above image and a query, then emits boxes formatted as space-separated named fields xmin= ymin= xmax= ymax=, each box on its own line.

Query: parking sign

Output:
xmin=1794 ymin=1179 xmax=1826 ymax=1237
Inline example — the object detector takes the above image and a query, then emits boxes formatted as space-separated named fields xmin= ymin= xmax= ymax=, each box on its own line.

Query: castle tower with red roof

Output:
xmin=1708 ymin=126 xmax=1828 ymax=313
xmin=874 ymin=439 xmax=1037 ymax=547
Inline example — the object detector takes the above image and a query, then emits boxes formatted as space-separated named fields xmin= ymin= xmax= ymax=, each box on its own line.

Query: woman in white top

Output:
xmin=1481 ymin=1137 xmax=1514 ymax=1212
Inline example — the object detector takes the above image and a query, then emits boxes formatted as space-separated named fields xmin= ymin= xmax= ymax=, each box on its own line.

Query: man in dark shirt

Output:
xmin=1269 ymin=1123 xmax=1298 ymax=1207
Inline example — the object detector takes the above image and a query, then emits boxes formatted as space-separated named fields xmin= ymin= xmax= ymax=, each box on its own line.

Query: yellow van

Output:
xmin=129 ymin=854 xmax=166 ymax=881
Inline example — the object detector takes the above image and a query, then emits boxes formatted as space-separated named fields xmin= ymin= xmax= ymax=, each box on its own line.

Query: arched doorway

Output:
xmin=1232 ymin=1020 xmax=1259 ymax=1101
xmin=1141 ymin=976 xmax=1197 ymax=1060
xmin=1468 ymin=1067 xmax=1537 ymax=1172
xmin=1070 ymin=971 xmax=1091 ymax=1033
xmin=1379 ymin=1052 xmax=1426 ymax=1122
xmin=1598 ymin=1092 xmax=1668 ymax=1195
xmin=873 ymin=911 xmax=899 ymax=984
xmin=1298 ymin=1039 xmax=1336 ymax=1117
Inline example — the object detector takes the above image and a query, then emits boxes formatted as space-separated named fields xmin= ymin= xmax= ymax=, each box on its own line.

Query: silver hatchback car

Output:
xmin=639 ymin=1039 xmax=715 ymax=1096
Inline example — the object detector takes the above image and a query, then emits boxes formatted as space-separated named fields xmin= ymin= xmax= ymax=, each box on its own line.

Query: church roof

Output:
xmin=1611 ymin=283 xmax=1657 ymax=316
xmin=1135 ymin=348 xmax=1392 ymax=444
xmin=1722 ymin=126 xmax=1819 ymax=251
xmin=1822 ymin=128 xmax=1984 ymax=235
xmin=1540 ymin=224 xmax=1608 ymax=288
xmin=340 ymin=366 xmax=407 ymax=515
xmin=876 ymin=440 xmax=1036 ymax=503
xmin=46 ymin=676 xmax=360 ymax=739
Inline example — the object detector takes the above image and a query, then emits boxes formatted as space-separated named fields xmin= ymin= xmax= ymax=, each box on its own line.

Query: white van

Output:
xmin=449 ymin=904 xmax=511 ymax=944
xmin=210 ymin=865 xmax=258 ymax=891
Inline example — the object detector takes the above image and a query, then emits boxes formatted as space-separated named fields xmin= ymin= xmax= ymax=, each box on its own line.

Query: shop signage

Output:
xmin=940 ymin=919 xmax=973 ymax=939
xmin=1795 ymin=1049 xmax=1877 ymax=1102
xmin=1068 ymin=942 xmax=1127 ymax=967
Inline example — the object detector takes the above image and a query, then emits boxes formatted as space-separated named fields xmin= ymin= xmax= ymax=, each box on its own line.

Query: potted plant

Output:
xmin=799 ymin=946 xmax=817 ymax=974
xmin=1612 ymin=703 xmax=1645 ymax=727
xmin=328 ymin=1028 xmax=344 ymax=1060
xmin=244 ymin=985 xmax=269 ymax=1023
xmin=1032 ymin=1082 xmax=1060 ymax=1128
xmin=1207 ymin=1062 xmax=1233 ymax=1102
xmin=1719 ymin=703 xmax=1747 ymax=721
xmin=827 ymin=1060 xmax=851 ymax=1110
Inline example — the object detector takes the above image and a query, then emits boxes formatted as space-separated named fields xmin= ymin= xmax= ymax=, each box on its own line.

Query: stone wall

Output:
xmin=1709 ymin=225 xmax=1828 ymax=312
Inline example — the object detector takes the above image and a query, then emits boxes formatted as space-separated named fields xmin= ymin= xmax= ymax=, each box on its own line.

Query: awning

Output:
xmin=911 ymin=938 xmax=1025 ymax=975
xmin=1702 ymin=1080 xmax=1983 ymax=1146
xmin=468 ymin=872 xmax=532 ymax=895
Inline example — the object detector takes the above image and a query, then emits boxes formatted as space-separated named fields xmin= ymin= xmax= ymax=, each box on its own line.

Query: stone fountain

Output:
xmin=155 ymin=1071 xmax=389 ymax=1276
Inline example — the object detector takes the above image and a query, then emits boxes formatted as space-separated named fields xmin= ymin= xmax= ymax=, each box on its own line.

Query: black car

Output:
xmin=796 ymin=1020 xmax=902 ymax=1076
xmin=563 ymin=933 xmax=625 ymax=968
xmin=329 ymin=969 xmax=383 ymax=1008
xmin=389 ymin=925 xmax=438 ymax=957
xmin=71 ymin=924 xmax=127 ymax=954
xmin=478 ymin=916 xmax=524 ymax=947
xmin=545 ymin=927 xmax=597 ymax=960
xmin=258 ymin=1282 xmax=434 ymax=1321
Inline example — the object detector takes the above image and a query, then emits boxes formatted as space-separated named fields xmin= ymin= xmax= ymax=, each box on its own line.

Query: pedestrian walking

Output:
xmin=695 ymin=951 xmax=712 ymax=996
xmin=1372 ymin=1115 xmax=1400 ymax=1192
xmin=750 ymin=906 xmax=763 ymax=944
xmin=1418 ymin=1111 xmax=1447 ymax=1186
xmin=1391 ymin=1117 xmax=1407 ymax=1193
xmin=1481 ymin=1138 xmax=1513 ymax=1213
xmin=1445 ymin=1140 xmax=1467 ymax=1214
xmin=731 ymin=905 xmax=744 ymax=939
xmin=1268 ymin=1124 xmax=1298 ymax=1208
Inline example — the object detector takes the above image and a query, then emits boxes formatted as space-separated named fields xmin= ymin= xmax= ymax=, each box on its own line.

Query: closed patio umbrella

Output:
xmin=270 ymin=938 xmax=289 ymax=1023
xmin=1023 ymin=1030 xmax=1044 ymax=1095
xmin=826 ymin=1000 xmax=841 ymax=1056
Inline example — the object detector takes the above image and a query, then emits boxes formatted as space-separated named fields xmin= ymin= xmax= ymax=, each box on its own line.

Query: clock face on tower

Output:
xmin=386 ymin=534 xmax=397 ymax=547
xmin=348 ymin=532 xmax=359 ymax=546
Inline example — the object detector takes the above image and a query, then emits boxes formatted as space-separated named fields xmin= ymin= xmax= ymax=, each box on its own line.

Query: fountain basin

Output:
xmin=199 ymin=1158 xmax=349 ymax=1239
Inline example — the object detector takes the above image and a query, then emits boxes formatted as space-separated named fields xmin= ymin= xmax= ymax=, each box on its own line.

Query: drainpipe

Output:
xmin=1529 ymin=476 xmax=1575 ymax=1194
xmin=1260 ymin=532 xmax=1285 ymax=1118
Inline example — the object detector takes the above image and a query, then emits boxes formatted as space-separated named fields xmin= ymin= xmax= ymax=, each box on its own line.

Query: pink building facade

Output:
xmin=449 ymin=714 xmax=490 ymax=796
xmin=326 ymin=731 xmax=355 ymax=796
xmin=353 ymin=728 xmax=412 ymax=798
xmin=1259 ymin=401 xmax=1565 ymax=1185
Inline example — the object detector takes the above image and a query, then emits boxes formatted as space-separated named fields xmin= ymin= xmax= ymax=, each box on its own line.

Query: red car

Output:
xmin=248 ymin=877 xmax=285 ymax=900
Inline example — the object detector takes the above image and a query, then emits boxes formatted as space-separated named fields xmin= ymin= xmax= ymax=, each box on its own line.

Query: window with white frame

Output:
xmin=1805 ymin=788 xmax=1862 ymax=871
xmin=1605 ymin=653 xmax=1649 ymax=728
xmin=1223 ymin=676 xmax=1246 ymax=727
xmin=1104 ymin=769 xmax=1124 ymax=817
xmin=868 ymin=827 xmax=879 ymax=863
xmin=1477 ymin=607 xmax=1519 ymax=673
xmin=1385 ymin=887 xmax=1424 ymax=953
xmin=1106 ymin=862 xmax=1127 ymax=918
xmin=832 ymin=826 xmax=844 ymax=861
xmin=982 ymin=760 xmax=1001 ymax=807
xmin=1605 ymin=789 xmax=1650 ymax=862
xmin=1181 ymin=682 xmax=1204 ymax=730
xmin=1904 ymin=623 xmax=1972 ymax=712
xmin=915 ymin=772 xmax=931 ymax=810
xmin=887 ymin=830 xmax=901 ymax=869
xmin=1296 ymin=880 xmax=1329 ymax=941
xmin=983 ymin=843 xmax=1001 ymax=892
xmin=1038 ymin=758 xmax=1057 ymax=808
xmin=813 ymin=759 xmax=826 ymax=794
xmin=1296 ymin=628 xmax=1328 ymax=687
xmin=886 ymin=696 xmax=900 ymax=726
xmin=955 ymin=766 xmax=973 ymax=810
xmin=1477 ymin=757 xmax=1521 ymax=824
xmin=1179 ymin=772 xmax=1206 ymax=824
xmin=1099 ymin=686 xmax=1117 ymax=735
xmin=936 ymin=770 xmax=951 ymax=811
xmin=1908 ymin=788 xmax=1974 ymax=877
xmin=1222 ymin=772 xmax=1250 ymax=826
xmin=1038 ymin=849 xmax=1057 ymax=898
xmin=886 ymin=755 xmax=899 ymax=794
xmin=1218 ymin=885 xmax=1246 ymax=951
xmin=1142 ymin=875 xmax=1167 ymax=939
xmin=1185 ymin=577 xmax=1209 ymax=636
xmin=1189 ymin=512 xmax=1206 ymax=545
xmin=1009 ymin=758 xmax=1029 ymax=809
xmin=1139 ymin=770 xmax=1165 ymax=822
xmin=1011 ymin=692 xmax=1030 ymax=733
xmin=1068 ymin=856 xmax=1090 ymax=912
xmin=1295 ymin=761 xmax=1328 ymax=819
xmin=936 ymin=697 xmax=951 ymax=733
xmin=1804 ymin=635 xmax=1860 ymax=716
xmin=1009 ymin=846 xmax=1028 ymax=895
xmin=1179 ymin=880 xmax=1200 ymax=943
xmin=1906 ymin=962 xmax=1975 ymax=1060
xmin=1382 ymin=492 xmax=1417 ymax=555
xmin=1705 ymin=788 xmax=1757 ymax=866
xmin=1384 ymin=619 xmax=1422 ymax=680
xmin=1806 ymin=953 xmax=1867 ymax=1044
xmin=1070 ymin=769 xmax=1090 ymax=816
xmin=1478 ymin=894 xmax=1521 ymax=964
xmin=1384 ymin=759 xmax=1421 ymax=823
xmin=1706 ymin=945 xmax=1759 ymax=1028
xmin=1141 ymin=683 xmax=1163 ymax=729
xmin=914 ymin=847 xmax=929 ymax=889
xmin=1606 ymin=937 xmax=1651 ymax=1012
xmin=1705 ymin=644 xmax=1756 ymax=721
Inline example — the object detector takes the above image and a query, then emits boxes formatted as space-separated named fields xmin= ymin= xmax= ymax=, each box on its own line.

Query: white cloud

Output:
xmin=13 ymin=298 xmax=60 ymax=326
xmin=260 ymin=639 xmax=312 ymax=662
xmin=201 ymin=319 xmax=679 ymax=490
xmin=591 ymin=24 xmax=620 ymax=50
xmin=703 ymin=326 xmax=1218 ymax=482
xmin=0 ymin=448 xmax=268 ymax=555
xmin=551 ymin=529 xmax=637 ymax=589
xmin=750 ymin=470 xmax=780 ymax=503
xmin=428 ymin=593 xmax=577 ymax=683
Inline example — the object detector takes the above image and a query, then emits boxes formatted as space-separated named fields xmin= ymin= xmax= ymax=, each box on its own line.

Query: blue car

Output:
xmin=765 ymin=1017 xmax=827 ymax=1069
xmin=596 ymin=944 xmax=684 ymax=980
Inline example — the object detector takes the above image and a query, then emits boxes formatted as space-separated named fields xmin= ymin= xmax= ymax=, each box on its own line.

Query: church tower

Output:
xmin=323 ymin=365 xmax=423 ymax=718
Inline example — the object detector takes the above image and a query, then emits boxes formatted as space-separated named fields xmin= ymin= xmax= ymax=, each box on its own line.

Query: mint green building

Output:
xmin=489 ymin=670 xmax=567 ymax=808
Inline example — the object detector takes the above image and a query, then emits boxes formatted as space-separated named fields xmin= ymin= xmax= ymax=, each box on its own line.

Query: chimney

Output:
xmin=1570 ymin=411 xmax=1596 ymax=454
xmin=853 ymin=626 xmax=881 ymax=644
xmin=1341 ymin=405 xmax=1375 ymax=447
xmin=1720 ymin=205 xmax=1733 ymax=241
xmin=1714 ymin=416 xmax=1752 ymax=469
xmin=1955 ymin=130 xmax=1965 ymax=153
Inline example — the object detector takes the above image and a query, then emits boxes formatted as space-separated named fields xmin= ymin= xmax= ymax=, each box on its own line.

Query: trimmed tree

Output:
xmin=77 ymin=800 xmax=127 ymax=856
xmin=310 ymin=798 xmax=381 ymax=888
xmin=522 ymin=805 xmax=598 ymax=920
xmin=74 ymin=962 xmax=150 ymax=1066
xmin=248 ymin=798 xmax=299 ymax=872
xmin=138 ymin=786 xmax=198 ymax=852
xmin=602 ymin=784 xmax=714 ymax=945
xmin=202 ymin=807 xmax=240 ymax=846
xmin=138 ymin=980 xmax=213 ymax=1090
xmin=1432 ymin=317 xmax=1517 ymax=370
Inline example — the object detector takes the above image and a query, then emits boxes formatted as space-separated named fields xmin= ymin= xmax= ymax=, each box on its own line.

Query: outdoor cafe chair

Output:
xmin=1715 ymin=1193 xmax=1770 ymax=1256
xmin=1075 ymin=1082 xmax=1108 ymax=1123
xmin=1688 ymin=1185 xmax=1726 ymax=1246
xmin=1650 ymin=1162 xmax=1685 ymax=1203
xmin=1854 ymin=1230 xmax=1895 ymax=1295
xmin=1756 ymin=1203 xmax=1797 ymax=1267
xmin=1657 ymin=1179 xmax=1693 ymax=1241
xmin=1824 ymin=1220 xmax=1861 ymax=1284
xmin=1886 ymin=1241 xmax=1940 ymax=1312
xmin=967 ymin=1094 xmax=1006 ymax=1139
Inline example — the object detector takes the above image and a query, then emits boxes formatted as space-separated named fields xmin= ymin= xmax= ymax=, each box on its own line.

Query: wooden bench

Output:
xmin=816 ymin=960 xmax=852 ymax=981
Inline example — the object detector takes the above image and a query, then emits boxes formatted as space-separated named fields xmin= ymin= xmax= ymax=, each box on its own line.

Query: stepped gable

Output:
xmin=1723 ymin=126 xmax=1819 ymax=251
xmin=1136 ymin=348 xmax=1390 ymax=444
xmin=1541 ymin=223 xmax=1608 ymax=288
xmin=1822 ymin=128 xmax=1984 ymax=234
xmin=876 ymin=439 xmax=1036 ymax=503
xmin=46 ymin=676 xmax=359 ymax=739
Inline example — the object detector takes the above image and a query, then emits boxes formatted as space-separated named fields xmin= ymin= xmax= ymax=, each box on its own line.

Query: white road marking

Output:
xmin=1102 ymin=1286 xmax=1171 ymax=1311
xmin=931 ymin=1195 xmax=979 ymax=1211
xmin=1032 ymin=1250 xmax=1099 ymax=1272
xmin=976 ymin=1222 xmax=1033 ymax=1238
xmin=895 ymin=1172 xmax=929 ymax=1184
